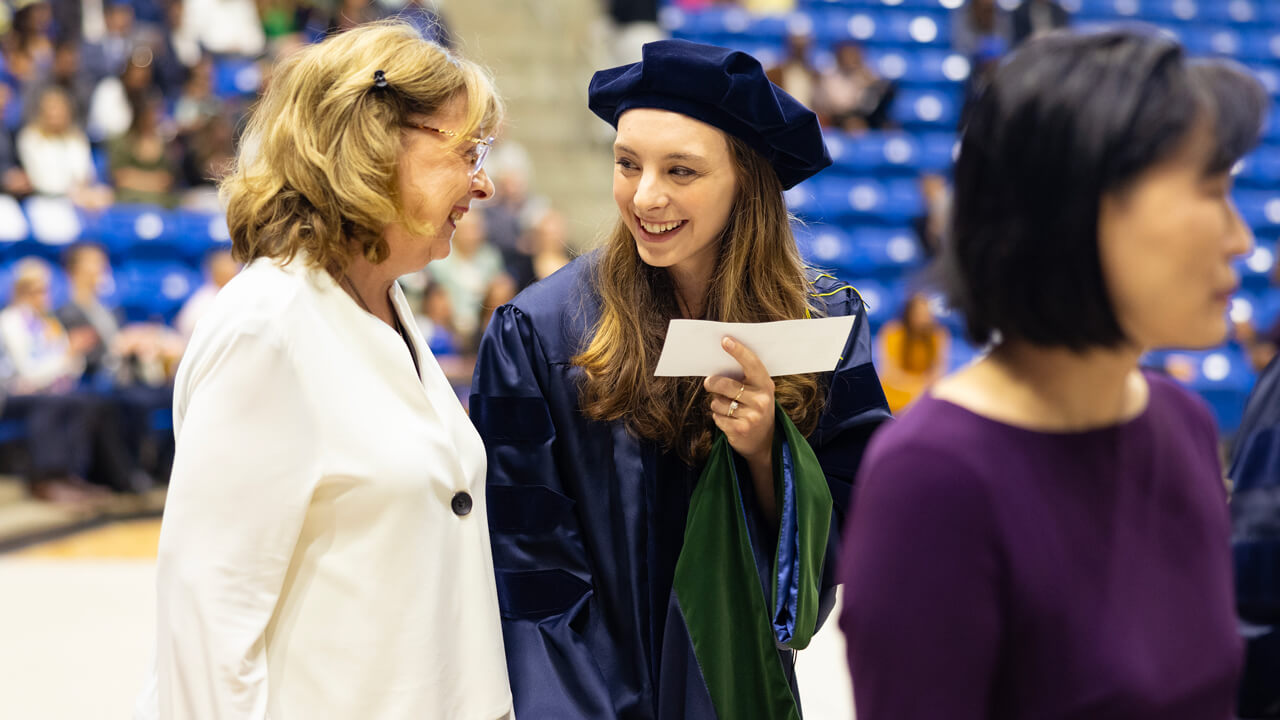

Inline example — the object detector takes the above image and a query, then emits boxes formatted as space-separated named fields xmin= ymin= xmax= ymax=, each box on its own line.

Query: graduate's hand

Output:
xmin=704 ymin=336 xmax=775 ymax=466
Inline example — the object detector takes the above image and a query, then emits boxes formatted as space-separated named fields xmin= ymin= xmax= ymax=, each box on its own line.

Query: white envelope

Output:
xmin=654 ymin=316 xmax=857 ymax=378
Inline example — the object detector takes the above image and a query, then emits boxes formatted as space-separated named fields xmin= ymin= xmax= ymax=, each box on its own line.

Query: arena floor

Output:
xmin=0 ymin=519 xmax=855 ymax=719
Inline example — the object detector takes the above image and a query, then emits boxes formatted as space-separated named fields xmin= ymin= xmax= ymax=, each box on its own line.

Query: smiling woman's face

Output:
xmin=612 ymin=108 xmax=738 ymax=288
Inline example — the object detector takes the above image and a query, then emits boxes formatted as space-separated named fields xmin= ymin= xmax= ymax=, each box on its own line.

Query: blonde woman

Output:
xmin=137 ymin=22 xmax=512 ymax=720
xmin=471 ymin=40 xmax=890 ymax=719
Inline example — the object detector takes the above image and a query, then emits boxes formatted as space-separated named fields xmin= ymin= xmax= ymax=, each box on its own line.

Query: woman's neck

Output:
xmin=667 ymin=261 xmax=713 ymax=320
xmin=933 ymin=341 xmax=1149 ymax=432
xmin=339 ymin=256 xmax=397 ymax=326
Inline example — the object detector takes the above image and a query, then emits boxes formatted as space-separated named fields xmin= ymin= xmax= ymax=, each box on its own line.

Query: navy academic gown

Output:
xmin=470 ymin=255 xmax=890 ymax=719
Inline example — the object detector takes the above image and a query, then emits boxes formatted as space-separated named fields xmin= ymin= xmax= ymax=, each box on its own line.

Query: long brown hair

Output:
xmin=220 ymin=21 xmax=502 ymax=277
xmin=574 ymin=134 xmax=825 ymax=466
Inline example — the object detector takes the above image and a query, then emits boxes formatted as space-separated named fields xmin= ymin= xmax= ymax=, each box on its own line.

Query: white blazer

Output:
xmin=137 ymin=256 xmax=512 ymax=720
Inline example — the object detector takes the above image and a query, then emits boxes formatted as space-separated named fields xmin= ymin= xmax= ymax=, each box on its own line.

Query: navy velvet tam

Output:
xmin=587 ymin=39 xmax=832 ymax=190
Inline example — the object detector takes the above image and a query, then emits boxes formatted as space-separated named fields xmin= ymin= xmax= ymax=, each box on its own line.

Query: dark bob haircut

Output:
xmin=945 ymin=29 xmax=1267 ymax=351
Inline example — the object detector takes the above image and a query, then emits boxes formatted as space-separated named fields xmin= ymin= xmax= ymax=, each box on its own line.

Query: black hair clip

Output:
xmin=372 ymin=69 xmax=388 ymax=89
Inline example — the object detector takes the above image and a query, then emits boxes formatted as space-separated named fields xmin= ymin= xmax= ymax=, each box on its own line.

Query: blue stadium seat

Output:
xmin=1237 ymin=245 xmax=1278 ymax=294
xmin=797 ymin=224 xmax=921 ymax=277
xmin=0 ymin=195 xmax=31 ymax=253
xmin=664 ymin=6 xmax=754 ymax=38
xmin=826 ymin=130 xmax=924 ymax=174
xmin=1166 ymin=348 xmax=1255 ymax=434
xmin=805 ymin=176 xmax=924 ymax=223
xmin=212 ymin=57 xmax=263 ymax=99
xmin=116 ymin=261 xmax=201 ymax=323
xmin=918 ymin=132 xmax=958 ymax=172
xmin=1181 ymin=26 xmax=1245 ymax=58
xmin=889 ymin=87 xmax=962 ymax=129
xmin=22 ymin=196 xmax=83 ymax=255
xmin=1236 ymin=146 xmax=1280 ymax=187
xmin=171 ymin=208 xmax=233 ymax=263
xmin=1235 ymin=190 xmax=1280 ymax=232
xmin=95 ymin=204 xmax=181 ymax=260
xmin=869 ymin=47 xmax=969 ymax=86
xmin=814 ymin=8 xmax=950 ymax=47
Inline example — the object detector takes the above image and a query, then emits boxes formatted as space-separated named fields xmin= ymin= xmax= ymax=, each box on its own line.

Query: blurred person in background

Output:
xmin=173 ymin=247 xmax=239 ymax=340
xmin=177 ymin=0 xmax=265 ymax=57
xmin=1012 ymin=0 xmax=1070 ymax=47
xmin=87 ymin=46 xmax=156 ymax=143
xmin=766 ymin=29 xmax=819 ymax=110
xmin=414 ymin=279 xmax=459 ymax=357
xmin=80 ymin=0 xmax=141 ymax=86
xmin=0 ymin=84 xmax=33 ymax=197
xmin=952 ymin=0 xmax=1011 ymax=59
xmin=527 ymin=206 xmax=572 ymax=283
xmin=814 ymin=39 xmax=896 ymax=132
xmin=110 ymin=93 xmax=179 ymax=206
xmin=138 ymin=21 xmax=512 ymax=720
xmin=875 ymin=292 xmax=949 ymax=414
xmin=16 ymin=85 xmax=113 ymax=208
xmin=9 ymin=0 xmax=54 ymax=72
xmin=57 ymin=243 xmax=121 ymax=384
xmin=24 ymin=38 xmax=94 ymax=127
xmin=472 ymin=39 xmax=890 ymax=719
xmin=913 ymin=171 xmax=950 ymax=258
xmin=840 ymin=31 xmax=1264 ymax=720
xmin=427 ymin=205 xmax=506 ymax=347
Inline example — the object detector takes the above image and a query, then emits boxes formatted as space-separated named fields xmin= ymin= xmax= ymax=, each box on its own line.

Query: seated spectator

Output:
xmin=109 ymin=93 xmax=179 ymax=207
xmin=24 ymin=38 xmax=94 ymax=128
xmin=16 ymin=86 xmax=113 ymax=208
xmin=0 ymin=85 xmax=33 ymax=197
xmin=87 ymin=46 xmax=155 ymax=142
xmin=178 ymin=111 xmax=235 ymax=209
xmin=174 ymin=247 xmax=239 ymax=340
xmin=10 ymin=0 xmax=54 ymax=73
xmin=527 ymin=207 xmax=572 ymax=283
xmin=912 ymin=172 xmax=951 ymax=258
xmin=56 ymin=243 xmax=122 ymax=384
xmin=952 ymin=0 xmax=1011 ymax=59
xmin=874 ymin=292 xmax=950 ymax=413
xmin=1013 ymin=0 xmax=1070 ymax=47
xmin=173 ymin=56 xmax=219 ymax=135
xmin=814 ymin=40 xmax=896 ymax=132
xmin=766 ymin=30 xmax=819 ymax=109
xmin=80 ymin=0 xmax=142 ymax=86
xmin=2 ymin=258 xmax=87 ymax=396
xmin=427 ymin=208 xmax=507 ymax=348
xmin=414 ymin=280 xmax=459 ymax=357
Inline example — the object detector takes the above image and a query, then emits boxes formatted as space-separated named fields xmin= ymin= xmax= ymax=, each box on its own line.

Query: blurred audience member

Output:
xmin=10 ymin=0 xmax=54 ymax=72
xmin=814 ymin=40 xmax=895 ymax=132
xmin=2 ymin=258 xmax=86 ymax=396
xmin=179 ymin=112 xmax=235 ymax=208
xmin=56 ymin=243 xmax=121 ymax=384
xmin=150 ymin=0 xmax=196 ymax=100
xmin=0 ymin=86 xmax=33 ymax=197
xmin=87 ymin=46 xmax=155 ymax=142
xmin=767 ymin=30 xmax=819 ymax=109
xmin=912 ymin=172 xmax=951 ymax=259
xmin=174 ymin=248 xmax=238 ymax=340
xmin=952 ymin=0 xmax=1011 ymax=59
xmin=16 ymin=86 xmax=113 ymax=208
xmin=1012 ymin=0 xmax=1070 ymax=47
xmin=606 ymin=0 xmax=663 ymax=66
xmin=81 ymin=0 xmax=141 ymax=86
xmin=875 ymin=292 xmax=950 ymax=414
xmin=528 ymin=208 xmax=572 ymax=284
xmin=25 ymin=38 xmax=94 ymax=127
xmin=173 ymin=56 xmax=219 ymax=134
xmin=415 ymin=280 xmax=459 ymax=357
xmin=110 ymin=94 xmax=179 ymax=206
xmin=180 ymin=0 xmax=265 ymax=57
xmin=427 ymin=208 xmax=506 ymax=347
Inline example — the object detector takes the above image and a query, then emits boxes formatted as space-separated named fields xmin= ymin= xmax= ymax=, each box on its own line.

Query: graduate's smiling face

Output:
xmin=612 ymin=109 xmax=738 ymax=284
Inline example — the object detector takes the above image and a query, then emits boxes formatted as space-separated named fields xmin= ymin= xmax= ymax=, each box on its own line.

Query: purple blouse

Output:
xmin=838 ymin=371 xmax=1242 ymax=720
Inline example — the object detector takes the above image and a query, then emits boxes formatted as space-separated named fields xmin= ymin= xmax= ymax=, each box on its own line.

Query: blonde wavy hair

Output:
xmin=221 ymin=21 xmax=503 ymax=275
xmin=574 ymin=135 xmax=826 ymax=466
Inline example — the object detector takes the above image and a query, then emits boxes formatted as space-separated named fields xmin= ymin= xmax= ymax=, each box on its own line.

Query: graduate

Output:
xmin=470 ymin=40 xmax=890 ymax=719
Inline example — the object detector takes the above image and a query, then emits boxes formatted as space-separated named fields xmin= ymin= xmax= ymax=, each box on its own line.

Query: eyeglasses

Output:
xmin=407 ymin=122 xmax=495 ymax=177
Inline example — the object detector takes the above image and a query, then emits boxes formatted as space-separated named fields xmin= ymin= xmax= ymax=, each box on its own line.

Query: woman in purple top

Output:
xmin=838 ymin=30 xmax=1266 ymax=720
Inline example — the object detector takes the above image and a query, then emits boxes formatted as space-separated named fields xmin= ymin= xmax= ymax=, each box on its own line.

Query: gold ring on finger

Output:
xmin=733 ymin=384 xmax=746 ymax=403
